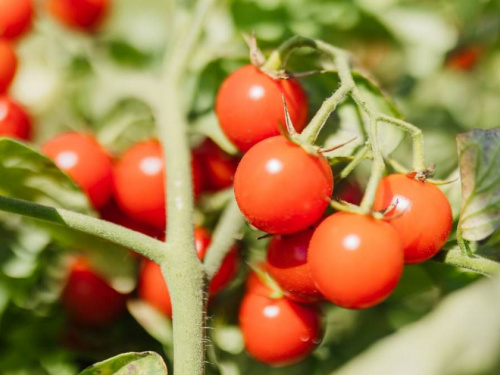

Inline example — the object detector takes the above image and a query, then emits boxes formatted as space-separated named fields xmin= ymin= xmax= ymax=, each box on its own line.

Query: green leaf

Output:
xmin=457 ymin=128 xmax=500 ymax=241
xmin=79 ymin=352 xmax=168 ymax=375
xmin=0 ymin=138 xmax=92 ymax=214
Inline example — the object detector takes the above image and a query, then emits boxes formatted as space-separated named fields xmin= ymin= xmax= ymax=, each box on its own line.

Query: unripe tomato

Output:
xmin=0 ymin=96 xmax=31 ymax=140
xmin=47 ymin=0 xmax=110 ymax=31
xmin=0 ymin=0 xmax=33 ymax=40
xmin=139 ymin=228 xmax=239 ymax=317
xmin=239 ymin=289 xmax=321 ymax=366
xmin=194 ymin=139 xmax=239 ymax=191
xmin=216 ymin=65 xmax=308 ymax=152
xmin=42 ymin=132 xmax=113 ymax=209
xmin=234 ymin=136 xmax=333 ymax=234
xmin=112 ymin=140 xmax=203 ymax=230
xmin=373 ymin=174 xmax=453 ymax=264
xmin=61 ymin=257 xmax=127 ymax=327
xmin=0 ymin=40 xmax=17 ymax=93
xmin=266 ymin=225 xmax=323 ymax=303
xmin=308 ymin=212 xmax=404 ymax=309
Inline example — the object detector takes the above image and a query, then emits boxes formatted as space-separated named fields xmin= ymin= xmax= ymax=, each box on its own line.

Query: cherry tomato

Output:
xmin=61 ymin=257 xmax=127 ymax=327
xmin=216 ymin=64 xmax=308 ymax=152
xmin=446 ymin=46 xmax=481 ymax=71
xmin=239 ymin=290 xmax=321 ymax=366
xmin=112 ymin=140 xmax=203 ymax=230
xmin=139 ymin=228 xmax=238 ymax=317
xmin=42 ymin=132 xmax=113 ymax=209
xmin=0 ymin=40 xmax=17 ymax=93
xmin=266 ymin=225 xmax=323 ymax=303
xmin=47 ymin=0 xmax=110 ymax=31
xmin=0 ymin=0 xmax=33 ymax=40
xmin=335 ymin=178 xmax=363 ymax=206
xmin=234 ymin=135 xmax=333 ymax=234
xmin=0 ymin=96 xmax=31 ymax=140
xmin=308 ymin=212 xmax=403 ymax=309
xmin=373 ymin=173 xmax=453 ymax=264
xmin=194 ymin=138 xmax=239 ymax=191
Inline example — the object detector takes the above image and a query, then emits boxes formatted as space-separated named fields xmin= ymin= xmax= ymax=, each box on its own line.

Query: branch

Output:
xmin=431 ymin=246 xmax=500 ymax=276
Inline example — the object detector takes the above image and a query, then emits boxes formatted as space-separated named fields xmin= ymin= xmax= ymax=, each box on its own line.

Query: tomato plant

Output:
xmin=42 ymin=132 xmax=113 ymax=209
xmin=234 ymin=135 xmax=333 ymax=234
xmin=216 ymin=64 xmax=308 ymax=152
xmin=0 ymin=0 xmax=33 ymax=40
xmin=47 ymin=0 xmax=110 ymax=31
xmin=0 ymin=95 xmax=31 ymax=140
xmin=0 ymin=40 xmax=17 ymax=94
xmin=373 ymin=173 xmax=453 ymax=264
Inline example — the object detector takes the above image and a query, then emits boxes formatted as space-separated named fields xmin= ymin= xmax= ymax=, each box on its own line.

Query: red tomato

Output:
xmin=0 ymin=96 xmax=31 ymax=140
xmin=373 ymin=174 xmax=453 ymax=264
xmin=308 ymin=212 xmax=403 ymax=309
xmin=216 ymin=65 xmax=308 ymax=152
xmin=112 ymin=140 xmax=203 ymax=230
xmin=0 ymin=40 xmax=17 ymax=93
xmin=234 ymin=136 xmax=333 ymax=234
xmin=446 ymin=46 xmax=481 ymax=71
xmin=42 ymin=132 xmax=113 ymax=209
xmin=194 ymin=139 xmax=239 ymax=191
xmin=0 ymin=0 xmax=33 ymax=40
xmin=47 ymin=0 xmax=110 ymax=31
xmin=335 ymin=178 xmax=363 ymax=206
xmin=139 ymin=228 xmax=239 ymax=317
xmin=239 ymin=290 xmax=321 ymax=366
xmin=61 ymin=257 xmax=127 ymax=327
xmin=266 ymin=225 xmax=323 ymax=303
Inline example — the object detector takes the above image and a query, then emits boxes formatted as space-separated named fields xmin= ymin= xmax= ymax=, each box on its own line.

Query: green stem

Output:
xmin=261 ymin=35 xmax=317 ymax=71
xmin=431 ymin=246 xmax=499 ymax=276
xmin=203 ymin=195 xmax=245 ymax=280
xmin=339 ymin=144 xmax=370 ymax=180
xmin=0 ymin=195 xmax=165 ymax=263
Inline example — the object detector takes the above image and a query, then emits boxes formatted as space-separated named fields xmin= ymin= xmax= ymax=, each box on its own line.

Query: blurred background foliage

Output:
xmin=1 ymin=0 xmax=500 ymax=374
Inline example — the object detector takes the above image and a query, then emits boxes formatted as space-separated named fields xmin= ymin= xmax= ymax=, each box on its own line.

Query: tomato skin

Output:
xmin=0 ymin=96 xmax=31 ymax=140
xmin=373 ymin=174 xmax=453 ymax=264
xmin=234 ymin=136 xmax=333 ymax=234
xmin=216 ymin=65 xmax=308 ymax=152
xmin=47 ymin=0 xmax=110 ymax=31
xmin=42 ymin=132 xmax=113 ymax=209
xmin=194 ymin=139 xmax=239 ymax=191
xmin=61 ymin=257 xmax=127 ymax=327
xmin=335 ymin=178 xmax=363 ymax=206
xmin=112 ymin=140 xmax=203 ymax=230
xmin=0 ymin=0 xmax=33 ymax=40
xmin=308 ymin=212 xmax=404 ymax=309
xmin=0 ymin=40 xmax=17 ymax=93
xmin=266 ymin=225 xmax=323 ymax=303
xmin=239 ymin=290 xmax=321 ymax=366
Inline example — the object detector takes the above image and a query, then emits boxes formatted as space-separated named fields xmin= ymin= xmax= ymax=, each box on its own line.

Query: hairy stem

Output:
xmin=432 ymin=246 xmax=499 ymax=276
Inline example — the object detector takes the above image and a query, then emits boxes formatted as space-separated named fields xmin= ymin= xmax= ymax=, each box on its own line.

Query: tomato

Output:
xmin=234 ymin=135 xmax=333 ymax=234
xmin=0 ymin=0 xmax=33 ymax=40
xmin=335 ymin=178 xmax=363 ymax=206
xmin=266 ymin=225 xmax=323 ymax=303
xmin=47 ymin=0 xmax=110 ymax=31
xmin=373 ymin=173 xmax=453 ymax=264
xmin=112 ymin=140 xmax=203 ymax=230
xmin=0 ymin=96 xmax=31 ymax=140
xmin=194 ymin=139 xmax=239 ymax=191
xmin=0 ymin=40 xmax=17 ymax=93
xmin=239 ymin=289 xmax=321 ymax=366
xmin=139 ymin=228 xmax=239 ymax=317
xmin=308 ymin=212 xmax=403 ymax=309
xmin=42 ymin=132 xmax=113 ymax=209
xmin=446 ymin=46 xmax=481 ymax=71
xmin=215 ymin=65 xmax=308 ymax=152
xmin=61 ymin=257 xmax=127 ymax=327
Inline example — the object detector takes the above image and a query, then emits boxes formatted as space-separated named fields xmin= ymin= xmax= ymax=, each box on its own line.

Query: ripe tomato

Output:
xmin=0 ymin=40 xmax=17 ymax=94
xmin=446 ymin=46 xmax=481 ymax=71
xmin=112 ymin=140 xmax=203 ymax=230
xmin=0 ymin=0 xmax=33 ymax=40
xmin=335 ymin=178 xmax=363 ymax=206
xmin=234 ymin=135 xmax=333 ymax=234
xmin=139 ymin=228 xmax=239 ymax=317
xmin=194 ymin=139 xmax=239 ymax=191
xmin=47 ymin=0 xmax=110 ymax=31
xmin=61 ymin=257 xmax=127 ymax=327
xmin=239 ymin=290 xmax=321 ymax=366
xmin=215 ymin=65 xmax=308 ymax=152
xmin=308 ymin=212 xmax=403 ymax=309
xmin=42 ymin=132 xmax=113 ymax=209
xmin=266 ymin=225 xmax=323 ymax=303
xmin=373 ymin=173 xmax=453 ymax=264
xmin=0 ymin=96 xmax=31 ymax=140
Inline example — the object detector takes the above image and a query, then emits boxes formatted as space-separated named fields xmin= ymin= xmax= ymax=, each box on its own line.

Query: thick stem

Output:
xmin=431 ymin=246 xmax=499 ymax=275
xmin=0 ymin=195 xmax=165 ymax=262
